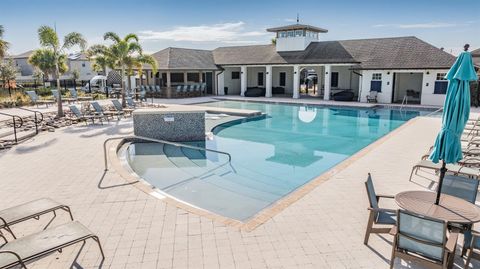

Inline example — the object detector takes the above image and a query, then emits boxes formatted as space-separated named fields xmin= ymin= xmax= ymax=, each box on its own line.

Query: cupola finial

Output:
xmin=296 ymin=13 xmax=299 ymax=24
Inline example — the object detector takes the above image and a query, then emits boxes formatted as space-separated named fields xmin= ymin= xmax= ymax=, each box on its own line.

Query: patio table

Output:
xmin=395 ymin=190 xmax=480 ymax=224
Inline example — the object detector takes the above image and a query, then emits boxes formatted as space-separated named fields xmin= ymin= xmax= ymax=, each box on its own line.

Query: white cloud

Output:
xmin=138 ymin=22 xmax=268 ymax=43
xmin=284 ymin=18 xmax=297 ymax=23
xmin=373 ymin=22 xmax=468 ymax=29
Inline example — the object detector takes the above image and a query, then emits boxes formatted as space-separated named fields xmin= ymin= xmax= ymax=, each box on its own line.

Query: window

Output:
xmin=434 ymin=73 xmax=448 ymax=94
xmin=287 ymin=31 xmax=294 ymax=37
xmin=187 ymin=72 xmax=199 ymax=82
xmin=82 ymin=63 xmax=86 ymax=67
xmin=170 ymin=73 xmax=184 ymax=83
xmin=279 ymin=72 xmax=286 ymax=87
xmin=279 ymin=31 xmax=287 ymax=38
xmin=330 ymin=72 xmax=339 ymax=87
xmin=372 ymin=73 xmax=382 ymax=80
xmin=257 ymin=72 xmax=264 ymax=86
xmin=231 ymin=71 xmax=240 ymax=79
xmin=295 ymin=30 xmax=303 ymax=37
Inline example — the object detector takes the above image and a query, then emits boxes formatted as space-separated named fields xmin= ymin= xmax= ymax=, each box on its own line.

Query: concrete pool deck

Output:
xmin=0 ymin=101 xmax=479 ymax=268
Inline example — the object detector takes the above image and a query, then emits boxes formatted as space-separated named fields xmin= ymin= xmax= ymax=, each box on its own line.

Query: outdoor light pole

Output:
xmin=435 ymin=161 xmax=447 ymax=205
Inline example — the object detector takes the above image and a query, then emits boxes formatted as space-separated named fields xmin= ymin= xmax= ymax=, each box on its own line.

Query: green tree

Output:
xmin=28 ymin=49 xmax=68 ymax=79
xmin=0 ymin=25 xmax=9 ymax=60
xmin=34 ymin=25 xmax=86 ymax=117
xmin=125 ymin=54 xmax=157 ymax=98
xmin=87 ymin=45 xmax=112 ymax=75
xmin=89 ymin=32 xmax=157 ymax=107
xmin=0 ymin=59 xmax=18 ymax=97
xmin=32 ymin=68 xmax=44 ymax=88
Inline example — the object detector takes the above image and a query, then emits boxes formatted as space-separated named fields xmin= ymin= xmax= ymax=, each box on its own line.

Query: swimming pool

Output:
xmin=124 ymin=101 xmax=432 ymax=221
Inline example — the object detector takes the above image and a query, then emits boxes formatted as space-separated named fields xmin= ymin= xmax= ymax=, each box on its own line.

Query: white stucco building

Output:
xmin=148 ymin=23 xmax=456 ymax=106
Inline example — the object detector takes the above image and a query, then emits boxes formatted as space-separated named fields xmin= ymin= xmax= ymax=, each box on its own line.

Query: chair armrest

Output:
xmin=445 ymin=232 xmax=459 ymax=253
xmin=368 ymin=207 xmax=396 ymax=213
xmin=376 ymin=194 xmax=395 ymax=199
xmin=389 ymin=226 xmax=397 ymax=236
xmin=471 ymin=230 xmax=480 ymax=237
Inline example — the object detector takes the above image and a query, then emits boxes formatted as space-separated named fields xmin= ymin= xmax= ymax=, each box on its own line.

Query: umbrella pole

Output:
xmin=435 ymin=161 xmax=447 ymax=205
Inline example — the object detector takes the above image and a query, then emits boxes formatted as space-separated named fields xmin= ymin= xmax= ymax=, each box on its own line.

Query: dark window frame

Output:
xmin=279 ymin=72 xmax=286 ymax=87
xmin=257 ymin=72 xmax=264 ymax=86
xmin=434 ymin=81 xmax=448 ymax=94
xmin=232 ymin=71 xmax=240 ymax=79
xmin=331 ymin=72 xmax=339 ymax=87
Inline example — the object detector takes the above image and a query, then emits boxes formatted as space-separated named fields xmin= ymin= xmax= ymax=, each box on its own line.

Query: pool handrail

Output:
xmin=103 ymin=135 xmax=232 ymax=171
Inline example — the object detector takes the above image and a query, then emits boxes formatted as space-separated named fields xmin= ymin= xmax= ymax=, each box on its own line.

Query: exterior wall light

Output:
xmin=426 ymin=71 xmax=430 ymax=75
xmin=426 ymin=83 xmax=429 ymax=86
xmin=387 ymin=72 xmax=390 ymax=75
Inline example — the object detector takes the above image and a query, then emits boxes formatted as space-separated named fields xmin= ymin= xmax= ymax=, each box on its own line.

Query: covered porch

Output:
xmin=219 ymin=64 xmax=361 ymax=101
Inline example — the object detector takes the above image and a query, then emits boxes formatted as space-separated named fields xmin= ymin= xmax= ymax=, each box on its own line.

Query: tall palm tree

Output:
xmin=92 ymin=32 xmax=157 ymax=107
xmin=125 ymin=54 xmax=158 ymax=98
xmin=28 ymin=49 xmax=68 ymax=79
xmin=35 ymin=25 xmax=86 ymax=117
xmin=0 ymin=25 xmax=9 ymax=59
xmin=87 ymin=44 xmax=112 ymax=75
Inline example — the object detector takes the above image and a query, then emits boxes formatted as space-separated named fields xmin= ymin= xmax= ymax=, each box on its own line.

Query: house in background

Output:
xmin=145 ymin=22 xmax=455 ymax=106
xmin=473 ymin=48 xmax=480 ymax=67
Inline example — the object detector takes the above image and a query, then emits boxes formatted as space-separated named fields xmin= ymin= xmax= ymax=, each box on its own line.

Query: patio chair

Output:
xmin=182 ymin=85 xmax=189 ymax=97
xmin=51 ymin=89 xmax=75 ymax=103
xmin=389 ymin=210 xmax=458 ymax=269
xmin=126 ymin=97 xmax=137 ymax=109
xmin=25 ymin=91 xmax=55 ymax=108
xmin=0 ymin=198 xmax=73 ymax=239
xmin=439 ymin=174 xmax=480 ymax=256
xmin=409 ymin=159 xmax=480 ymax=181
xmin=0 ymin=221 xmax=104 ymax=268
xmin=366 ymin=91 xmax=378 ymax=103
xmin=465 ymin=231 xmax=480 ymax=268
xmin=67 ymin=105 xmax=103 ymax=125
xmin=364 ymin=173 xmax=396 ymax=245
xmin=175 ymin=85 xmax=183 ymax=98
xmin=91 ymin=101 xmax=122 ymax=120
xmin=69 ymin=89 xmax=92 ymax=101
xmin=112 ymin=99 xmax=134 ymax=116
xmin=201 ymin=84 xmax=206 ymax=96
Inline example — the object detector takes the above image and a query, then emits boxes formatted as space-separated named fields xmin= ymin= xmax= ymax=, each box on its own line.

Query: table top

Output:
xmin=395 ymin=190 xmax=480 ymax=224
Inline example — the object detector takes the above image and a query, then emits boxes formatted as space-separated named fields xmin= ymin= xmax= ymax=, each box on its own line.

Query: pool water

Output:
xmin=125 ymin=101 xmax=431 ymax=221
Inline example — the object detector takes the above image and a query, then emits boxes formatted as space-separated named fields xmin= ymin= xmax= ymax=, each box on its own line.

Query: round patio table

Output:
xmin=395 ymin=191 xmax=480 ymax=224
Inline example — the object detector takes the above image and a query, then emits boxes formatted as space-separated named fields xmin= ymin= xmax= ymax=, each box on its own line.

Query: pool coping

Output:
xmin=107 ymin=108 xmax=422 ymax=232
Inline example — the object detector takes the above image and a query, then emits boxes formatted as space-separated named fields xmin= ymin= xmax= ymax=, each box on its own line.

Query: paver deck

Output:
xmin=0 ymin=101 xmax=479 ymax=268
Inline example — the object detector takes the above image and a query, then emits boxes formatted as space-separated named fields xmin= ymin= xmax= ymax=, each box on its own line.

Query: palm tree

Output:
xmin=29 ymin=49 xmax=68 ymax=79
xmin=87 ymin=44 xmax=112 ymax=75
xmin=91 ymin=32 xmax=157 ymax=107
xmin=71 ymin=69 xmax=80 ymax=91
xmin=125 ymin=54 xmax=157 ymax=98
xmin=0 ymin=25 xmax=9 ymax=60
xmin=35 ymin=25 xmax=86 ymax=117
xmin=0 ymin=59 xmax=17 ymax=96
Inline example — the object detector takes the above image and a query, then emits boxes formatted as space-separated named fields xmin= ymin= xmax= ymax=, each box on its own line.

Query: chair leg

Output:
xmin=409 ymin=166 xmax=417 ymax=181
xmin=390 ymin=238 xmax=397 ymax=269
xmin=92 ymin=235 xmax=105 ymax=260
xmin=465 ymin=249 xmax=472 ymax=269
xmin=364 ymin=211 xmax=375 ymax=245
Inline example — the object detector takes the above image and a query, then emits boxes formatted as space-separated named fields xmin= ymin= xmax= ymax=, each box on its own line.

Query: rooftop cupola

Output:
xmin=267 ymin=23 xmax=328 ymax=52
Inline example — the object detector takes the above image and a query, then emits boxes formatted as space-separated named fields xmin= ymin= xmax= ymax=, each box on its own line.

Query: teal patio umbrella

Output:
xmin=429 ymin=45 xmax=478 ymax=205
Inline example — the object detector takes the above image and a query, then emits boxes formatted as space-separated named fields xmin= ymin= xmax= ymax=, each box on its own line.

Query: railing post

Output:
xmin=34 ymin=113 xmax=38 ymax=134
xmin=12 ymin=117 xmax=18 ymax=143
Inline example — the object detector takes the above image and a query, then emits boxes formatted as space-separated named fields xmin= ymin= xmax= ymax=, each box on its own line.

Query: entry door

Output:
xmin=205 ymin=72 xmax=213 ymax=94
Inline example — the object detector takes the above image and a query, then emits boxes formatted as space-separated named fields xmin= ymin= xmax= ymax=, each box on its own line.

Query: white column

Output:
xmin=240 ymin=66 xmax=247 ymax=96
xmin=265 ymin=65 xmax=272 ymax=97
xmin=293 ymin=65 xmax=300 ymax=99
xmin=324 ymin=65 xmax=331 ymax=100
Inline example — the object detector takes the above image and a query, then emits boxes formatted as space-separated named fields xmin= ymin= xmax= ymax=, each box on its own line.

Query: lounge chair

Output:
xmin=439 ymin=174 xmax=480 ymax=256
xmin=0 ymin=198 xmax=73 ymax=239
xmin=51 ymin=89 xmax=75 ymax=103
xmin=111 ymin=99 xmax=133 ymax=116
xmin=364 ymin=173 xmax=396 ymax=245
xmin=389 ymin=210 xmax=458 ymax=269
xmin=25 ymin=91 xmax=55 ymax=108
xmin=201 ymin=84 xmax=206 ymax=96
xmin=0 ymin=221 xmax=104 ymax=268
xmin=67 ymin=105 xmax=103 ymax=125
xmin=409 ymin=159 xmax=480 ymax=181
xmin=126 ymin=97 xmax=137 ymax=109
xmin=69 ymin=89 xmax=92 ymax=101
xmin=91 ymin=101 xmax=122 ymax=120
xmin=175 ymin=85 xmax=182 ymax=98
xmin=366 ymin=91 xmax=378 ymax=103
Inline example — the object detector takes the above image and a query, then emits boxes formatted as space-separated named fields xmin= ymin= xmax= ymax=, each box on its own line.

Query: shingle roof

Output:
xmin=212 ymin=42 xmax=359 ymax=65
xmin=151 ymin=47 xmax=218 ymax=70
xmin=11 ymin=50 xmax=35 ymax=59
xmin=149 ymin=36 xmax=455 ymax=70
xmin=472 ymin=48 xmax=480 ymax=56
xmin=339 ymin=36 xmax=455 ymax=69
xmin=266 ymin=24 xmax=328 ymax=33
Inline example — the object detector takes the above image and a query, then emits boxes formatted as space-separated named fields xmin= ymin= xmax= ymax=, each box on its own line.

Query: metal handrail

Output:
xmin=0 ymin=112 xmax=24 ymax=143
xmin=103 ymin=135 xmax=232 ymax=171
xmin=16 ymin=107 xmax=44 ymax=134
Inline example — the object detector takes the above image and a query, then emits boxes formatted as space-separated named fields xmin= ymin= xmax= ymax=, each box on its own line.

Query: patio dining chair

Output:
xmin=364 ymin=173 xmax=396 ymax=245
xmin=0 ymin=221 xmax=104 ymax=268
xmin=439 ymin=174 xmax=480 ymax=256
xmin=51 ymin=89 xmax=75 ymax=103
xmin=182 ymin=85 xmax=189 ymax=97
xmin=465 ymin=231 xmax=480 ymax=268
xmin=201 ymin=84 xmax=206 ymax=96
xmin=389 ymin=210 xmax=458 ymax=269
xmin=366 ymin=91 xmax=378 ymax=103
xmin=0 ymin=198 xmax=73 ymax=239
xmin=25 ymin=91 xmax=55 ymax=108
xmin=175 ymin=85 xmax=182 ymax=98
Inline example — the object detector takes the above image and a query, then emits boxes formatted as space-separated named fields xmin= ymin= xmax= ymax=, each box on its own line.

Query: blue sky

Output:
xmin=2 ymin=0 xmax=479 ymax=55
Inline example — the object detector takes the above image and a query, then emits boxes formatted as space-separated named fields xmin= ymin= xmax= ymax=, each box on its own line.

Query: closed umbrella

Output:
xmin=429 ymin=45 xmax=478 ymax=205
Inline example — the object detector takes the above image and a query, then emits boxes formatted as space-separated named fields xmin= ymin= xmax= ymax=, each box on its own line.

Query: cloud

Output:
xmin=373 ymin=22 xmax=469 ymax=29
xmin=284 ymin=18 xmax=297 ymax=23
xmin=138 ymin=22 xmax=268 ymax=43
